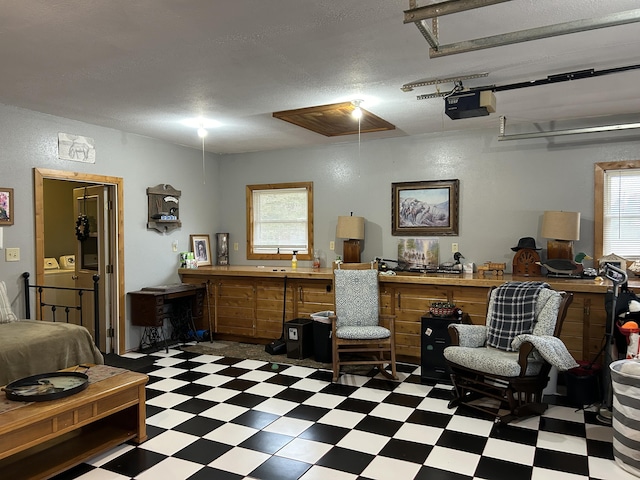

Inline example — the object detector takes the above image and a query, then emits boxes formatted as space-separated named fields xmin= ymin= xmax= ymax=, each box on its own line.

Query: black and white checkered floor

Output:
xmin=54 ymin=347 xmax=634 ymax=480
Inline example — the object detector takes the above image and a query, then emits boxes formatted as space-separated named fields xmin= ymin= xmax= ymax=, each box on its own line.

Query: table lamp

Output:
xmin=336 ymin=214 xmax=365 ymax=263
xmin=541 ymin=210 xmax=580 ymax=260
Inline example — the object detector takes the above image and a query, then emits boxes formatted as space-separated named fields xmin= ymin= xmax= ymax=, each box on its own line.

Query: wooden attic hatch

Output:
xmin=273 ymin=101 xmax=395 ymax=136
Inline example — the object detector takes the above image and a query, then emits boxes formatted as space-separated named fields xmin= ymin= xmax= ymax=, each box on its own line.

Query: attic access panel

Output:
xmin=273 ymin=102 xmax=395 ymax=137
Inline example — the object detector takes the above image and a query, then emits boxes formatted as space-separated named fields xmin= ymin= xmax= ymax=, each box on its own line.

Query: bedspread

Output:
xmin=0 ymin=320 xmax=104 ymax=385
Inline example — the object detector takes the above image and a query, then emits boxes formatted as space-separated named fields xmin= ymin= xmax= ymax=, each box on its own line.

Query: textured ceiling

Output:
xmin=1 ymin=1 xmax=639 ymax=154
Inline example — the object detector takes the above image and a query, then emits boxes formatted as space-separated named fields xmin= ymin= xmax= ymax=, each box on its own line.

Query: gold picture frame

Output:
xmin=0 ymin=188 xmax=14 ymax=226
xmin=392 ymin=179 xmax=459 ymax=236
xmin=190 ymin=234 xmax=212 ymax=266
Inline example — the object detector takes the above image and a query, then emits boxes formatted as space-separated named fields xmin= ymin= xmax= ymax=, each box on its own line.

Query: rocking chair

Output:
xmin=443 ymin=281 xmax=575 ymax=424
xmin=330 ymin=262 xmax=397 ymax=382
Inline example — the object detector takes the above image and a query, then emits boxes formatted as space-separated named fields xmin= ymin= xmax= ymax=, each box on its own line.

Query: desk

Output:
xmin=129 ymin=283 xmax=205 ymax=352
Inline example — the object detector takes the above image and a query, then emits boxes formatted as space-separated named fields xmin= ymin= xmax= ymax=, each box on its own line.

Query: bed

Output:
xmin=0 ymin=273 xmax=104 ymax=386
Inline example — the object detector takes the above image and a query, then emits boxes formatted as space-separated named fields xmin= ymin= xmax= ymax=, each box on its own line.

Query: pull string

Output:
xmin=202 ymin=135 xmax=206 ymax=185
xmin=357 ymin=114 xmax=361 ymax=178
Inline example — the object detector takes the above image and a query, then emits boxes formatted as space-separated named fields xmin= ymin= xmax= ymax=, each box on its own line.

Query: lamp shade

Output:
xmin=336 ymin=216 xmax=365 ymax=240
xmin=541 ymin=211 xmax=581 ymax=241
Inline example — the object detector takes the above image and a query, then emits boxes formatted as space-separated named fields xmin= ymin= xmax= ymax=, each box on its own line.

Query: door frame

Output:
xmin=34 ymin=168 xmax=126 ymax=353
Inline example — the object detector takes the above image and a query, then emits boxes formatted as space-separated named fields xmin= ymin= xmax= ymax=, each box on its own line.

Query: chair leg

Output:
xmin=332 ymin=344 xmax=339 ymax=382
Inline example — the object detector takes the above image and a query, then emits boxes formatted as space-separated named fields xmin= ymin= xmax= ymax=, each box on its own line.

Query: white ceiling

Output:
xmin=1 ymin=0 xmax=640 ymax=154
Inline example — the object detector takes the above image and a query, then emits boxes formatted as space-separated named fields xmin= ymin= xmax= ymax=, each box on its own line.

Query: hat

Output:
xmin=511 ymin=237 xmax=541 ymax=252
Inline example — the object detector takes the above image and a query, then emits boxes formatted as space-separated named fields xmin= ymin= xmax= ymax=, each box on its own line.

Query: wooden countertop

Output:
xmin=179 ymin=265 xmax=639 ymax=293
xmin=179 ymin=266 xmax=334 ymax=279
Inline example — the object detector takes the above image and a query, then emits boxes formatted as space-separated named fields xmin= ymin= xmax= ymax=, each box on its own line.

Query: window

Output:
xmin=595 ymin=161 xmax=640 ymax=262
xmin=246 ymin=182 xmax=313 ymax=260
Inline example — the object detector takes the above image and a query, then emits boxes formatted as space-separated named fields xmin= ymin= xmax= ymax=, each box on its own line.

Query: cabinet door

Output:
xmin=560 ymin=292 xmax=604 ymax=362
xmin=180 ymin=277 xmax=210 ymax=331
xmin=447 ymin=285 xmax=490 ymax=325
xmin=584 ymin=293 xmax=607 ymax=362
xmin=393 ymin=285 xmax=450 ymax=359
xmin=215 ymin=278 xmax=256 ymax=337
xmin=255 ymin=279 xmax=294 ymax=340
xmin=294 ymin=279 xmax=334 ymax=318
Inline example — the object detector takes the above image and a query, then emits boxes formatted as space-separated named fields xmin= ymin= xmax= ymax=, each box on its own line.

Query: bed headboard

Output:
xmin=21 ymin=272 xmax=101 ymax=347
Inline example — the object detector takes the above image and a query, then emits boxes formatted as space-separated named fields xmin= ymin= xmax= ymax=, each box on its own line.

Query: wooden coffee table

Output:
xmin=0 ymin=367 xmax=148 ymax=480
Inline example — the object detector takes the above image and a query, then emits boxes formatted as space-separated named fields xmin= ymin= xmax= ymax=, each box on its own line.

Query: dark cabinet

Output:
xmin=420 ymin=315 xmax=460 ymax=383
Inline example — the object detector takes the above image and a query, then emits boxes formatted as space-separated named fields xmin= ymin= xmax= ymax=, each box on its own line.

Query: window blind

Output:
xmin=603 ymin=168 xmax=640 ymax=260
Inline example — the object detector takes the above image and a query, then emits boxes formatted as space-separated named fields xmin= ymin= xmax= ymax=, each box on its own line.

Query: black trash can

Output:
xmin=286 ymin=318 xmax=314 ymax=359
xmin=565 ymin=361 xmax=602 ymax=407
xmin=311 ymin=311 xmax=334 ymax=363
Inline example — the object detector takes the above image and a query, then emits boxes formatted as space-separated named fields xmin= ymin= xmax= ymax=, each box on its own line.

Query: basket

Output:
xmin=429 ymin=303 xmax=456 ymax=317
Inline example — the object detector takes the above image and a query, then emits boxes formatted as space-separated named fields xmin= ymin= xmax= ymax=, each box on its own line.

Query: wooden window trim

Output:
xmin=246 ymin=181 xmax=314 ymax=261
xmin=594 ymin=159 xmax=640 ymax=261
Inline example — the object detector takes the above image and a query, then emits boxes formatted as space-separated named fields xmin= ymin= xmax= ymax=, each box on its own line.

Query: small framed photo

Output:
xmin=0 ymin=188 xmax=14 ymax=226
xmin=190 ymin=234 xmax=212 ymax=266
xmin=392 ymin=179 xmax=459 ymax=236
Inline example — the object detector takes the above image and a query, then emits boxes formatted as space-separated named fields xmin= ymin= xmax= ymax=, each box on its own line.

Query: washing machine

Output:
xmin=43 ymin=256 xmax=77 ymax=322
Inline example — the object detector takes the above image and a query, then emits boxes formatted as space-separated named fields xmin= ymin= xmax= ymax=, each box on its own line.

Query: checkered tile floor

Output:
xmin=53 ymin=347 xmax=634 ymax=480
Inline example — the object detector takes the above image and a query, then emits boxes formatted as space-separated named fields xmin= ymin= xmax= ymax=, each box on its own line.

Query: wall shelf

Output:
xmin=147 ymin=184 xmax=181 ymax=233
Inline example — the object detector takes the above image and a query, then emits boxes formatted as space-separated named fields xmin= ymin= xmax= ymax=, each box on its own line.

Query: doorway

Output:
xmin=34 ymin=168 xmax=125 ymax=354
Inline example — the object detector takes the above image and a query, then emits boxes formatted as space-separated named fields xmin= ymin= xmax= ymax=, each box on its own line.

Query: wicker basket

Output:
xmin=429 ymin=303 xmax=456 ymax=317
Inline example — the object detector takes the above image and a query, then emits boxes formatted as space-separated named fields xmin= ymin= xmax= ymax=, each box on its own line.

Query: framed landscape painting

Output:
xmin=392 ymin=179 xmax=459 ymax=236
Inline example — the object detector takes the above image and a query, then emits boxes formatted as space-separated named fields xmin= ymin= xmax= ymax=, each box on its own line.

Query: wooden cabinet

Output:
xmin=387 ymin=284 xmax=450 ymax=358
xmin=293 ymin=279 xmax=334 ymax=318
xmin=214 ymin=278 xmax=256 ymax=337
xmin=256 ymin=278 xmax=293 ymax=339
xmin=179 ymin=267 xmax=637 ymax=363
xmin=181 ymin=273 xmax=333 ymax=341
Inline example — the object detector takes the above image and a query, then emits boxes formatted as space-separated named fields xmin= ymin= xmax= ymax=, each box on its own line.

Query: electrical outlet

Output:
xmin=329 ymin=241 xmax=335 ymax=251
xmin=5 ymin=247 xmax=20 ymax=262
xmin=234 ymin=242 xmax=239 ymax=251
xmin=452 ymin=243 xmax=459 ymax=253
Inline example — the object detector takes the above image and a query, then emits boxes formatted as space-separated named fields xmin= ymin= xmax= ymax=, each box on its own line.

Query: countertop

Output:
xmin=179 ymin=265 xmax=640 ymax=293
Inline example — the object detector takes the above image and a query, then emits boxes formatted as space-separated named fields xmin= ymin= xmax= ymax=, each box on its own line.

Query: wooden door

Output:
xmin=293 ymin=279 xmax=334 ymax=318
xmin=393 ymin=284 xmax=450 ymax=358
xmin=73 ymin=185 xmax=111 ymax=352
xmin=214 ymin=278 xmax=256 ymax=337
xmin=255 ymin=278 xmax=294 ymax=340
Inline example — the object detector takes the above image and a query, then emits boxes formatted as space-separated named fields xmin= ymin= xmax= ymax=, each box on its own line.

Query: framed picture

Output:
xmin=0 ymin=188 xmax=14 ymax=226
xmin=392 ymin=179 xmax=459 ymax=236
xmin=190 ymin=234 xmax=212 ymax=266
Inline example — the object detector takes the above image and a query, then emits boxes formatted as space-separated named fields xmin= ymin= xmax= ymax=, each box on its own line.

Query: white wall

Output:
xmin=218 ymin=127 xmax=640 ymax=269
xmin=0 ymin=103 xmax=220 ymax=350
xmin=2 ymin=100 xmax=639 ymax=350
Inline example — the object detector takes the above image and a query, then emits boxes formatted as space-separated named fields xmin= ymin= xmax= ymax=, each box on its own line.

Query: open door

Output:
xmin=73 ymin=185 xmax=112 ymax=352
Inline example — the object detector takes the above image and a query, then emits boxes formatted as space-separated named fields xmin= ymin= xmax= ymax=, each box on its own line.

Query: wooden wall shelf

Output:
xmin=147 ymin=184 xmax=181 ymax=233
